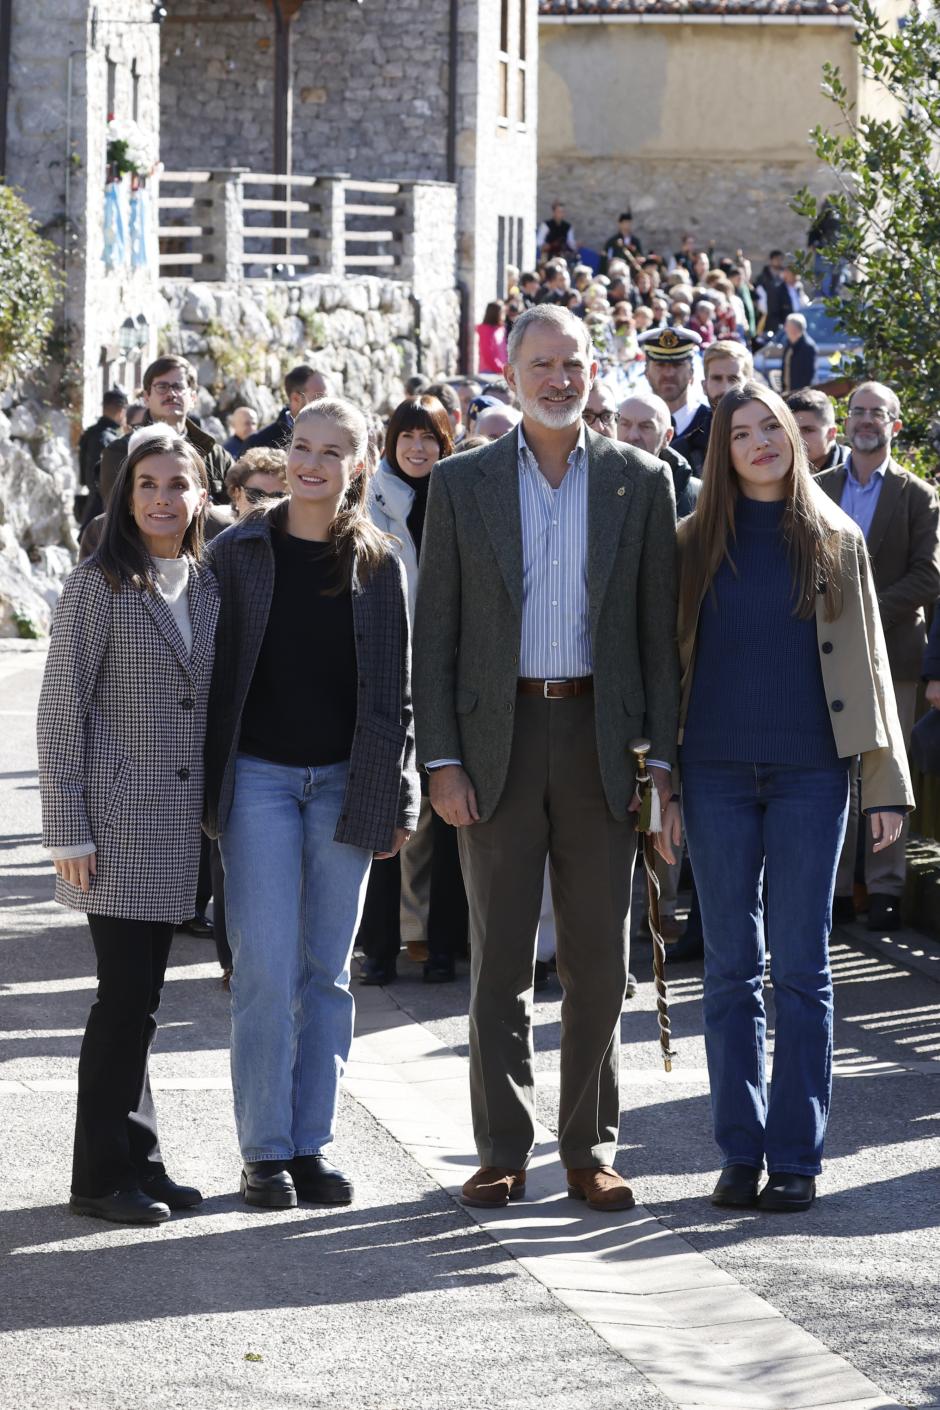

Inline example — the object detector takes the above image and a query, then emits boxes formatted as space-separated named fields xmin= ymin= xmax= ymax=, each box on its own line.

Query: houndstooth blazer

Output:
xmin=203 ymin=506 xmax=420 ymax=852
xmin=37 ymin=558 xmax=220 ymax=923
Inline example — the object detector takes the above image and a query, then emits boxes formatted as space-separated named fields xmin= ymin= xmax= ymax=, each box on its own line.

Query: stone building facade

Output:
xmin=4 ymin=0 xmax=163 ymax=420
xmin=159 ymin=0 xmax=538 ymax=339
xmin=537 ymin=0 xmax=910 ymax=262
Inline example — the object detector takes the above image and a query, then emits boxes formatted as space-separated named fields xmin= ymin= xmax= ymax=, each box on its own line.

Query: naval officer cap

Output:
xmin=639 ymin=326 xmax=703 ymax=362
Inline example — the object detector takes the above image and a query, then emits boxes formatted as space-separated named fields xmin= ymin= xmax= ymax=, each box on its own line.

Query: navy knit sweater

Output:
xmin=681 ymin=496 xmax=843 ymax=769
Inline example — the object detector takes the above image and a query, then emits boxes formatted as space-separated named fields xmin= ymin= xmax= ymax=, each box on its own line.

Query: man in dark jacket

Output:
xmin=616 ymin=390 xmax=701 ymax=519
xmin=786 ymin=387 xmax=846 ymax=473
xmin=97 ymin=356 xmax=232 ymax=506
xmin=755 ymin=250 xmax=792 ymax=334
xmin=781 ymin=314 xmax=818 ymax=394
xmin=78 ymin=389 xmax=127 ymax=492
xmin=817 ymin=380 xmax=940 ymax=931
xmin=239 ymin=365 xmax=331 ymax=457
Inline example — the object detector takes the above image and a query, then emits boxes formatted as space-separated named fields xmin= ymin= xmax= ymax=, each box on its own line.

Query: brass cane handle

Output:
xmin=630 ymin=737 xmax=651 ymax=773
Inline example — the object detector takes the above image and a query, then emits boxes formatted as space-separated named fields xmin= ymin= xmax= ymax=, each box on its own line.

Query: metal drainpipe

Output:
xmin=447 ymin=0 xmax=471 ymax=373
xmin=0 ymin=0 xmax=12 ymax=178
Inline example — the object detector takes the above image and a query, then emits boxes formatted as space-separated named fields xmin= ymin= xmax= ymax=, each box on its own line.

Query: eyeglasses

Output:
xmin=583 ymin=410 xmax=615 ymax=428
xmin=847 ymin=407 xmax=892 ymax=422
xmin=243 ymin=486 xmax=288 ymax=505
xmin=151 ymin=381 xmax=188 ymax=396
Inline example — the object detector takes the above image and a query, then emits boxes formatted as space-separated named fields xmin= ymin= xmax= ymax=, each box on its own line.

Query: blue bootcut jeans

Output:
xmin=219 ymin=754 xmax=373 ymax=1162
xmin=681 ymin=761 xmax=849 ymax=1176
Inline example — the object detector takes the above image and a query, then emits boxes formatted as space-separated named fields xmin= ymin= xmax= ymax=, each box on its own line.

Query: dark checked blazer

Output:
xmin=203 ymin=504 xmax=420 ymax=852
xmin=412 ymin=425 xmax=680 ymax=823
xmin=37 ymin=557 xmax=220 ymax=924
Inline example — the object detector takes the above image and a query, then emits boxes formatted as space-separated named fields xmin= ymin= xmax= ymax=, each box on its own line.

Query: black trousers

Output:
xmin=357 ymin=811 xmax=468 ymax=972
xmin=71 ymin=915 xmax=174 ymax=1197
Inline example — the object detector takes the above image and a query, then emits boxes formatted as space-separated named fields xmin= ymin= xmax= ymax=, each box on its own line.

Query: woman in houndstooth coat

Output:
xmin=37 ymin=428 xmax=219 ymax=1227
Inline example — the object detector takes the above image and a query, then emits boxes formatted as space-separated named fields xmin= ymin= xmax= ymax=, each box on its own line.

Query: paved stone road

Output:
xmin=2 ymin=642 xmax=938 ymax=1409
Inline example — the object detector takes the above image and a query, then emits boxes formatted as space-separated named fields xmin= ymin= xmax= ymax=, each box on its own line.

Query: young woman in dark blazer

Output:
xmin=38 ymin=428 xmax=218 ymax=1226
xmin=662 ymin=384 xmax=912 ymax=1213
xmin=204 ymin=397 xmax=420 ymax=1210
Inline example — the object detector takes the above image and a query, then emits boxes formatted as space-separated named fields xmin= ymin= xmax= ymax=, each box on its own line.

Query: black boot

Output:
xmin=240 ymin=1161 xmax=297 ymax=1209
xmin=758 ymin=1172 xmax=816 ymax=1212
xmin=289 ymin=1155 xmax=354 ymax=1204
xmin=710 ymin=1164 xmax=761 ymax=1208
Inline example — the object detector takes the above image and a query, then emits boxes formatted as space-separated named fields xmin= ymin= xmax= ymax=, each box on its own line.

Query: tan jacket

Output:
xmin=677 ymin=487 xmax=914 ymax=811
xmin=816 ymin=459 xmax=940 ymax=681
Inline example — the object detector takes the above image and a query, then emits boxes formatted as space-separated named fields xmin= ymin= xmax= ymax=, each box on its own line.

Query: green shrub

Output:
xmin=0 ymin=184 xmax=60 ymax=385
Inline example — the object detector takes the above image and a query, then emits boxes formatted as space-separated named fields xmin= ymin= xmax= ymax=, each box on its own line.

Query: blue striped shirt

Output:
xmin=518 ymin=426 xmax=592 ymax=678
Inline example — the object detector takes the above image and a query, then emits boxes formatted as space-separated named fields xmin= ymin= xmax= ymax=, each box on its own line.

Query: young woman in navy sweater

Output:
xmin=664 ymin=383 xmax=912 ymax=1212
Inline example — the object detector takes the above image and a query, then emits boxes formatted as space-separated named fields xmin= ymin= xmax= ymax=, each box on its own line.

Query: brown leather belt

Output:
xmin=517 ymin=676 xmax=594 ymax=699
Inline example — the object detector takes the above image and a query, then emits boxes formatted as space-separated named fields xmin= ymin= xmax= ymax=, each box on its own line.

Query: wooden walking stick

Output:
xmin=630 ymin=738 xmax=675 ymax=1073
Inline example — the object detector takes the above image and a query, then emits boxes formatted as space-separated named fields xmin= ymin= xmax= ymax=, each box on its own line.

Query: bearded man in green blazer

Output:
xmin=412 ymin=305 xmax=680 ymax=1214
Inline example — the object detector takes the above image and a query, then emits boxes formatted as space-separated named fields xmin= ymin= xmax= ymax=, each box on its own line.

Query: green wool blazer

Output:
xmin=412 ymin=425 xmax=680 ymax=823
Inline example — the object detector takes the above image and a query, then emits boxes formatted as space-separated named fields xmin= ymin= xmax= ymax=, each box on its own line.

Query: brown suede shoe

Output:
xmin=461 ymin=1166 xmax=526 ymax=1208
xmin=566 ymin=1166 xmax=635 ymax=1211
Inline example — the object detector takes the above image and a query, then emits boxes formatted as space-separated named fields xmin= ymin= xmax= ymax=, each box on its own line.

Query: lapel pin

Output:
xmin=617 ymin=486 xmax=625 ymax=496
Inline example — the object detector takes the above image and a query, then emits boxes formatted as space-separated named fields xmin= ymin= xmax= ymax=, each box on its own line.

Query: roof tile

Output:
xmin=539 ymin=1 xmax=853 ymax=16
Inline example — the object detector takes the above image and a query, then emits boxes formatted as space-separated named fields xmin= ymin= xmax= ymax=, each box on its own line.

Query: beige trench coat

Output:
xmin=676 ymin=486 xmax=914 ymax=812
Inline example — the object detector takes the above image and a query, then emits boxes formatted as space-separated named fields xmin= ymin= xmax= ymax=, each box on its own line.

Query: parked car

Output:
xmin=753 ymin=301 xmax=864 ymax=390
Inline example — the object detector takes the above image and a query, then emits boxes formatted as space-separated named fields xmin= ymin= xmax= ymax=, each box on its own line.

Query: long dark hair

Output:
xmin=288 ymin=398 xmax=393 ymax=594
xmin=93 ymin=433 xmax=208 ymax=593
xmin=680 ymin=382 xmax=843 ymax=625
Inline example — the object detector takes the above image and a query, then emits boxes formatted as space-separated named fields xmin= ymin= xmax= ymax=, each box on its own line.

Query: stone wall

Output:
xmin=0 ymin=398 xmax=77 ymax=638
xmin=157 ymin=275 xmax=460 ymax=420
xmin=5 ymin=1 xmax=163 ymax=424
xmin=537 ymin=16 xmax=858 ymax=263
xmin=536 ymin=156 xmax=835 ymax=267
xmin=159 ymin=0 xmax=540 ymax=340
xmin=161 ymin=0 xmax=451 ymax=182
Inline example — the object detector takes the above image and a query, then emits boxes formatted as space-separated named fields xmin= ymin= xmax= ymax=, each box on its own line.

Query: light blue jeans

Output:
xmin=219 ymin=754 xmax=372 ymax=1162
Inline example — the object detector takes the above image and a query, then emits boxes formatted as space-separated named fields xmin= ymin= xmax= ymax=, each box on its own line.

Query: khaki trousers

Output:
xmin=458 ymin=693 xmax=634 ymax=1170
xmin=835 ymin=679 xmax=917 ymax=898
xmin=399 ymin=797 xmax=434 ymax=948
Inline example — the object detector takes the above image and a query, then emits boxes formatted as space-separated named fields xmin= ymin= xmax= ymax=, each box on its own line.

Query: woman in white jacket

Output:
xmin=361 ymin=396 xmax=469 ymax=983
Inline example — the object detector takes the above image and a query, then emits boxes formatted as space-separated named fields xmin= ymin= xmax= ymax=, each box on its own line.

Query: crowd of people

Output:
xmin=41 ymin=261 xmax=940 ymax=1232
xmin=479 ymin=202 xmax=822 ymax=400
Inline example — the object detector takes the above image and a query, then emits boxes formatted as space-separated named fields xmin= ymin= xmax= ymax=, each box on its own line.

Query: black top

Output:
xmin=239 ymin=530 xmax=358 ymax=767
xmin=391 ymin=464 xmax=431 ymax=559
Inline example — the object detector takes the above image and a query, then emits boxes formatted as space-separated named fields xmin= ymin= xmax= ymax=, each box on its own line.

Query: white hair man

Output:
xmin=617 ymin=389 xmax=701 ymax=519
xmin=413 ymin=303 xmax=680 ymax=1215
xmin=781 ymin=313 xmax=817 ymax=394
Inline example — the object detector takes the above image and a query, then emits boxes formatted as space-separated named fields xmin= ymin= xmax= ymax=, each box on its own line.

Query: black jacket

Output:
xmin=78 ymin=415 xmax=122 ymax=491
xmin=239 ymin=406 xmax=293 ymax=457
xmin=782 ymin=334 xmax=818 ymax=394
xmin=202 ymin=503 xmax=420 ymax=851
xmin=814 ymin=441 xmax=847 ymax=475
xmin=660 ymin=444 xmax=701 ymax=519
xmin=671 ymin=403 xmax=712 ymax=478
xmin=756 ymin=267 xmax=792 ymax=334
xmin=100 ymin=415 xmax=232 ymax=505
xmin=923 ymin=606 xmax=940 ymax=682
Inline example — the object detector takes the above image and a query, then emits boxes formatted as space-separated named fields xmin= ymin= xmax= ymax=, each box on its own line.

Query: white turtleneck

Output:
xmin=153 ymin=555 xmax=192 ymax=654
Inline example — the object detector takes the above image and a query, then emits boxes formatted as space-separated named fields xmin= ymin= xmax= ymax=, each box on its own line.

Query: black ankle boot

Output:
xmin=240 ymin=1161 xmax=297 ymax=1209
